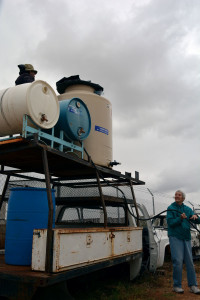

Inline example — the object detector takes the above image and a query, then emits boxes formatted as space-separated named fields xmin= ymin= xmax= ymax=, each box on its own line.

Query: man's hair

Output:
xmin=176 ymin=190 xmax=186 ymax=200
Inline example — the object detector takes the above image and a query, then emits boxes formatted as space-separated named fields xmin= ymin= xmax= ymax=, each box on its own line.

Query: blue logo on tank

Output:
xmin=68 ymin=105 xmax=82 ymax=115
xmin=95 ymin=125 xmax=109 ymax=135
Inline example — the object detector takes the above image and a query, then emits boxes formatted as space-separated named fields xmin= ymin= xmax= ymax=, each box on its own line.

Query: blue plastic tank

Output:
xmin=5 ymin=187 xmax=55 ymax=266
xmin=55 ymin=98 xmax=91 ymax=141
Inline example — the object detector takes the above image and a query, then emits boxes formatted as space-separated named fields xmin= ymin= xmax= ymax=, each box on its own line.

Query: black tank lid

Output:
xmin=56 ymin=75 xmax=104 ymax=95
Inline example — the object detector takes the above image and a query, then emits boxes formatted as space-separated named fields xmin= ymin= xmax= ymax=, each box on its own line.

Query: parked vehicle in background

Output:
xmin=191 ymin=208 xmax=200 ymax=259
xmin=152 ymin=214 xmax=170 ymax=268
xmin=130 ymin=204 xmax=170 ymax=272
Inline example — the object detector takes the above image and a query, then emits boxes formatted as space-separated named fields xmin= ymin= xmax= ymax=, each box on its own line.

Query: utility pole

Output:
xmin=147 ymin=188 xmax=155 ymax=215
xmin=187 ymin=200 xmax=194 ymax=211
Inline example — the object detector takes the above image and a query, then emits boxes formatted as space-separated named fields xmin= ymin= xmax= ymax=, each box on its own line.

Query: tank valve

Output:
xmin=76 ymin=101 xmax=81 ymax=108
xmin=78 ymin=127 xmax=85 ymax=136
xmin=109 ymin=160 xmax=121 ymax=167
xmin=41 ymin=114 xmax=48 ymax=122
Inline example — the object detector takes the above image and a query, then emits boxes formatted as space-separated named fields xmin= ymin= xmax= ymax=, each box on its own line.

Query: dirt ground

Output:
xmin=69 ymin=259 xmax=200 ymax=300
xmin=144 ymin=259 xmax=200 ymax=299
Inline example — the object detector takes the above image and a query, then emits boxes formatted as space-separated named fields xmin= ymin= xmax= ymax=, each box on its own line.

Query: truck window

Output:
xmin=61 ymin=208 xmax=80 ymax=222
xmin=57 ymin=205 xmax=125 ymax=226
xmin=130 ymin=205 xmax=148 ymax=228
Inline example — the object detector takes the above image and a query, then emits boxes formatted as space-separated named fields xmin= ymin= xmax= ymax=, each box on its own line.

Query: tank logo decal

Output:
xmin=68 ymin=105 xmax=82 ymax=115
xmin=95 ymin=125 xmax=109 ymax=135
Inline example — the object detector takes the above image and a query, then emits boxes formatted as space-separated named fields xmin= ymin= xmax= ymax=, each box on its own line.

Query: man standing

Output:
xmin=167 ymin=190 xmax=200 ymax=294
xmin=15 ymin=64 xmax=37 ymax=85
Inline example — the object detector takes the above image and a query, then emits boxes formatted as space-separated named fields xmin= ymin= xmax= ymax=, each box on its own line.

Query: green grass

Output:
xmin=68 ymin=264 xmax=163 ymax=300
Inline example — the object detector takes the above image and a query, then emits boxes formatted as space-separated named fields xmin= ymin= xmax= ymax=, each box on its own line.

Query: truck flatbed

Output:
xmin=0 ymin=252 xmax=141 ymax=286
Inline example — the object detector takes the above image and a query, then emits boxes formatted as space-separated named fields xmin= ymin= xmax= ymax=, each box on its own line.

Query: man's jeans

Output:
xmin=169 ymin=236 xmax=197 ymax=288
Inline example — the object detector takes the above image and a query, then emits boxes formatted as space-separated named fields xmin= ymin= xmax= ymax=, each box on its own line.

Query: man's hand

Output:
xmin=180 ymin=213 xmax=187 ymax=219
xmin=190 ymin=214 xmax=198 ymax=220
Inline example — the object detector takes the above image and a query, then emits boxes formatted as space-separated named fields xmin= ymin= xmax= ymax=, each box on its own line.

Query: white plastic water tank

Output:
xmin=0 ymin=80 xmax=59 ymax=136
xmin=58 ymin=84 xmax=112 ymax=168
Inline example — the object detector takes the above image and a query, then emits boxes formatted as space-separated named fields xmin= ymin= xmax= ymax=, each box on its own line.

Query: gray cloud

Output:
xmin=0 ymin=0 xmax=199 ymax=205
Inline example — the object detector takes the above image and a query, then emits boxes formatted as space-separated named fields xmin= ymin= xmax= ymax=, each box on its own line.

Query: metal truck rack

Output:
xmin=0 ymin=136 xmax=145 ymax=299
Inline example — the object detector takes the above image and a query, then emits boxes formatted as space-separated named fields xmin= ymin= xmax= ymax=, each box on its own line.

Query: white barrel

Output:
xmin=58 ymin=84 xmax=112 ymax=168
xmin=0 ymin=80 xmax=59 ymax=136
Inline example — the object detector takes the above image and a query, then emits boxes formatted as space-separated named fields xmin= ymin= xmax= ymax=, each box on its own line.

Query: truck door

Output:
xmin=129 ymin=204 xmax=158 ymax=272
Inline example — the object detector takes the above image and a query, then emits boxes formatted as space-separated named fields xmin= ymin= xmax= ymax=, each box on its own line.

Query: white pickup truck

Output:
xmin=50 ymin=201 xmax=170 ymax=274
xmin=128 ymin=203 xmax=170 ymax=272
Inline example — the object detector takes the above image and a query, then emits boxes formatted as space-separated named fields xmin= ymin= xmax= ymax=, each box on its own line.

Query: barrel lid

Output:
xmin=56 ymin=75 xmax=104 ymax=95
xmin=26 ymin=80 xmax=59 ymax=129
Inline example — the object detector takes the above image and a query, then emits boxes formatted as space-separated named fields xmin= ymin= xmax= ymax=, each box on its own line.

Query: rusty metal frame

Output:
xmin=95 ymin=170 xmax=107 ymax=228
xmin=0 ymin=174 xmax=10 ymax=211
xmin=129 ymin=179 xmax=140 ymax=226
xmin=124 ymin=198 xmax=129 ymax=226
xmin=42 ymin=148 xmax=54 ymax=273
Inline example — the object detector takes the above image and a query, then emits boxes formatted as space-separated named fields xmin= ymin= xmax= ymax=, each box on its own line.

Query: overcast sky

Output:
xmin=0 ymin=0 xmax=199 ymax=209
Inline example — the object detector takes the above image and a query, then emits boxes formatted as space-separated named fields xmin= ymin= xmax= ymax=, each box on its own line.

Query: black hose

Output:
xmin=81 ymin=142 xmax=200 ymax=234
xmin=127 ymin=206 xmax=200 ymax=234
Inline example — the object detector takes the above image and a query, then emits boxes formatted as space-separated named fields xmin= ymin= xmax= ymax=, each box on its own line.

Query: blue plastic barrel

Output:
xmin=5 ymin=187 xmax=55 ymax=266
xmin=55 ymin=98 xmax=91 ymax=141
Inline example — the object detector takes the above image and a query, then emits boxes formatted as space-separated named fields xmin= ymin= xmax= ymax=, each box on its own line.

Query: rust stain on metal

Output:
xmin=54 ymin=226 xmax=142 ymax=235
xmin=54 ymin=230 xmax=61 ymax=272
xmin=109 ymin=231 xmax=115 ymax=256
xmin=127 ymin=232 xmax=131 ymax=242
xmin=86 ymin=234 xmax=93 ymax=247
xmin=53 ymin=250 xmax=143 ymax=273
xmin=0 ymin=137 xmax=24 ymax=145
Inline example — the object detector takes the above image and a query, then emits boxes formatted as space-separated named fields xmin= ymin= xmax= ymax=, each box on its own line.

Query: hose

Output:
xmin=81 ymin=142 xmax=200 ymax=234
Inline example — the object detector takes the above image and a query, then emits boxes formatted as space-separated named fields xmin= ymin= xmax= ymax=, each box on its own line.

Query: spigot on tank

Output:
xmin=41 ymin=114 xmax=48 ymax=122
xmin=78 ymin=127 xmax=85 ymax=136
xmin=109 ymin=160 xmax=121 ymax=167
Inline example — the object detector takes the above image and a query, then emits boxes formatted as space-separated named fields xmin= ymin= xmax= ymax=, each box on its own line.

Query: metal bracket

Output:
xmin=22 ymin=114 xmax=84 ymax=158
